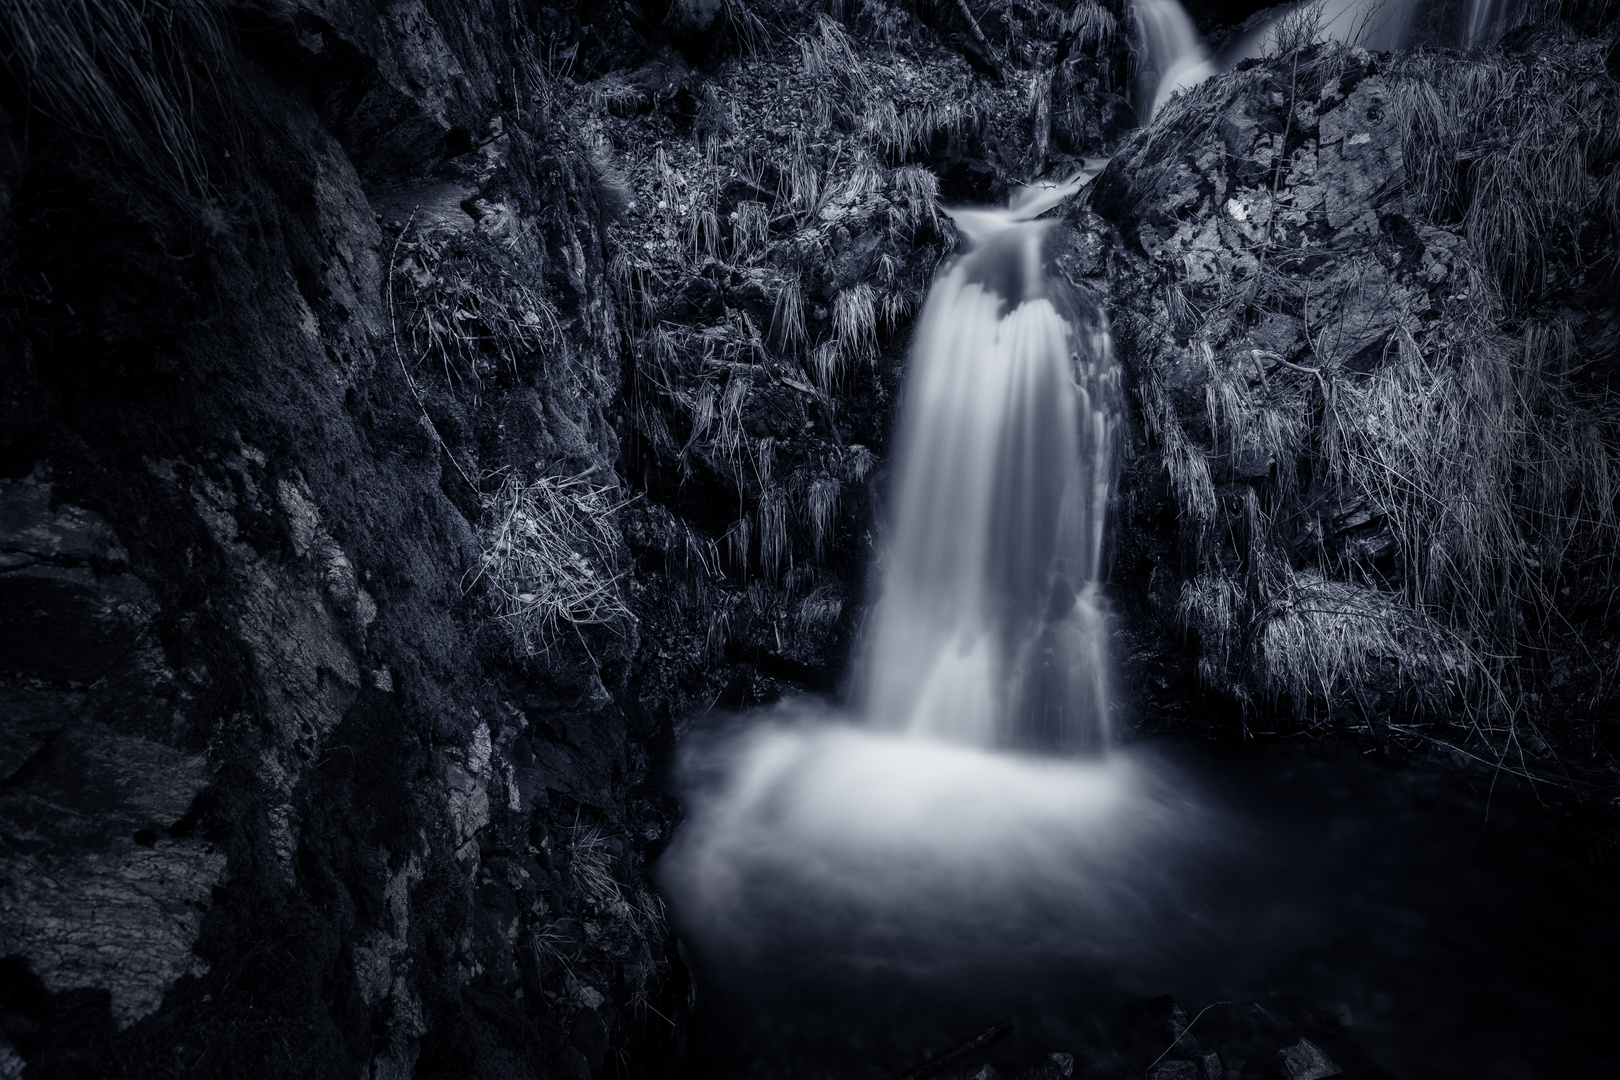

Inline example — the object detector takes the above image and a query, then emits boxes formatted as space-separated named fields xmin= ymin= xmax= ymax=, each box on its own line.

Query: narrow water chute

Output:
xmin=864 ymin=177 xmax=1118 ymax=752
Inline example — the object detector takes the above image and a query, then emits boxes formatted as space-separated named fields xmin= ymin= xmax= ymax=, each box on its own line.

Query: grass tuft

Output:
xmin=833 ymin=283 xmax=878 ymax=369
xmin=1393 ymin=48 xmax=1620 ymax=308
xmin=0 ymin=0 xmax=237 ymax=213
xmin=393 ymin=228 xmax=561 ymax=390
xmin=471 ymin=472 xmax=633 ymax=657
xmin=565 ymin=821 xmax=666 ymax=944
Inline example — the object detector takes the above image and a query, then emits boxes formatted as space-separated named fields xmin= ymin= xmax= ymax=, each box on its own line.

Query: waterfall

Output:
xmin=659 ymin=189 xmax=1217 ymax=1053
xmin=1134 ymin=0 xmax=1217 ymax=119
xmin=864 ymin=180 xmax=1117 ymax=752
xmin=1463 ymin=0 xmax=1526 ymax=45
xmin=1224 ymin=0 xmax=1429 ymax=61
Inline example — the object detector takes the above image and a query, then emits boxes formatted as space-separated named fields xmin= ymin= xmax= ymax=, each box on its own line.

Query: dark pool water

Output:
xmin=661 ymin=722 xmax=1620 ymax=1080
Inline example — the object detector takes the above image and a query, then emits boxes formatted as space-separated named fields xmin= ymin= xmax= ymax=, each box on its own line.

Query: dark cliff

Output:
xmin=0 ymin=2 xmax=682 ymax=1076
xmin=0 ymin=0 xmax=1075 ymax=1074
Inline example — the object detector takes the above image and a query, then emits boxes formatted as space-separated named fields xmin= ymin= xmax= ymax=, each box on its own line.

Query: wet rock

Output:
xmin=1079 ymin=41 xmax=1620 ymax=727
xmin=1014 ymin=1052 xmax=1075 ymax=1080
xmin=663 ymin=275 xmax=725 ymax=321
xmin=1274 ymin=1038 xmax=1342 ymax=1079
xmin=1315 ymin=77 xmax=1403 ymax=231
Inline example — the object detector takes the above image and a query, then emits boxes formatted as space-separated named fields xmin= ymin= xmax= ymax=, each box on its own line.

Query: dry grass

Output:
xmin=0 ymin=0 xmax=236 ymax=216
xmin=471 ymin=472 xmax=633 ymax=657
xmin=1263 ymin=0 xmax=1330 ymax=56
xmin=1393 ymin=47 xmax=1620 ymax=308
xmin=833 ymin=283 xmax=878 ymax=371
xmin=584 ymin=76 xmax=646 ymax=117
xmin=1153 ymin=41 xmax=1620 ymax=731
xmin=564 ymin=821 xmax=667 ymax=945
xmin=771 ymin=275 xmax=809 ymax=355
xmin=1062 ymin=0 xmax=1118 ymax=47
xmin=722 ymin=0 xmax=771 ymax=56
xmin=729 ymin=198 xmax=771 ymax=262
xmin=393 ymin=229 xmax=562 ymax=390
xmin=799 ymin=15 xmax=870 ymax=99
xmin=892 ymin=164 xmax=942 ymax=237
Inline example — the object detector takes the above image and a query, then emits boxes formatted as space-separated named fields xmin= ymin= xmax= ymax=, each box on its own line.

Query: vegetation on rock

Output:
xmin=1089 ymin=27 xmax=1620 ymax=762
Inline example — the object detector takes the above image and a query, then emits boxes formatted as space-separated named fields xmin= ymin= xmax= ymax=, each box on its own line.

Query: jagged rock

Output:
xmin=1274 ymin=1038 xmax=1342 ymax=1079
xmin=1149 ymin=1061 xmax=1200 ymax=1080
xmin=0 ymin=0 xmax=686 ymax=1074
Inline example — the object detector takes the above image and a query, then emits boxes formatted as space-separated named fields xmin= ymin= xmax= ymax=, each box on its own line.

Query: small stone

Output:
xmin=966 ymin=1064 xmax=1003 ymax=1080
xmin=1274 ymin=1038 xmax=1342 ymax=1080
xmin=1194 ymin=1048 xmax=1222 ymax=1080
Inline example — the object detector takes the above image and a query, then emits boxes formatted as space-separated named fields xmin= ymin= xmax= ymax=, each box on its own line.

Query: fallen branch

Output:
xmin=896 ymin=1017 xmax=1015 ymax=1080
xmin=948 ymin=0 xmax=1009 ymax=81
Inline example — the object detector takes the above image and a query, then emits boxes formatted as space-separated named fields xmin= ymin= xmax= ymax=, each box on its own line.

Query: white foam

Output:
xmin=661 ymin=718 xmax=1227 ymax=966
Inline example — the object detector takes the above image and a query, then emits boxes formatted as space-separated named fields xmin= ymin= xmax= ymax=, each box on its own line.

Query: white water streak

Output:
xmin=1136 ymin=0 xmax=1217 ymax=119
xmin=865 ymin=181 xmax=1116 ymax=750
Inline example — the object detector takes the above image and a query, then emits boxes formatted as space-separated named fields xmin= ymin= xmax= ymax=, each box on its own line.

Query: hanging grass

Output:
xmin=1120 ymin=38 xmax=1620 ymax=735
xmin=0 ymin=0 xmax=239 ymax=217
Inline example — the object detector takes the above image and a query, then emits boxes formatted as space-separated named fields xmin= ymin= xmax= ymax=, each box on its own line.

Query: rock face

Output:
xmin=1076 ymin=33 xmax=1620 ymax=740
xmin=4 ymin=0 xmax=1610 ymax=1073
xmin=1274 ymin=1038 xmax=1342 ymax=1080
xmin=0 ymin=1 xmax=685 ymax=1075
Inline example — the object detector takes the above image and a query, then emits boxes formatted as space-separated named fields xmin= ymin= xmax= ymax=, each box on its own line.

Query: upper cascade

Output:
xmin=862 ymin=177 xmax=1118 ymax=753
xmin=1135 ymin=0 xmax=1218 ymax=120
xmin=1135 ymin=0 xmax=1538 ymax=121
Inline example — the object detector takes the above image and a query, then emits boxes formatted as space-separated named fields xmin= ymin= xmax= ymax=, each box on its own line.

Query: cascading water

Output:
xmin=1134 ymin=0 xmax=1217 ymax=120
xmin=1462 ymin=0 xmax=1528 ymax=45
xmin=1226 ymin=0 xmax=1418 ymax=57
xmin=1130 ymin=0 xmax=1542 ymax=128
xmin=654 ymin=14 xmax=1619 ymax=1079
xmin=864 ymin=181 xmax=1117 ymax=751
xmin=657 ymin=183 xmax=1236 ymax=1070
xmin=1224 ymin=0 xmax=1528 ymax=64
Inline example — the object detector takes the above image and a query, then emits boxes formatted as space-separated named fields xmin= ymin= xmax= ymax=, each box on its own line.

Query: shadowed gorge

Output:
xmin=2 ymin=0 xmax=1619 ymax=1077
